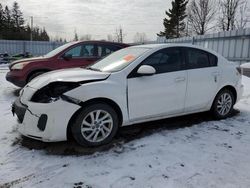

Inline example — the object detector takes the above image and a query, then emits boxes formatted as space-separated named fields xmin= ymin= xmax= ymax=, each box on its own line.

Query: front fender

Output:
xmin=65 ymin=79 xmax=129 ymax=125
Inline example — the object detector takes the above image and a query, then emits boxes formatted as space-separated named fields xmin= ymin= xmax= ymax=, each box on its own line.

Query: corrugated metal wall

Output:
xmin=157 ymin=28 xmax=250 ymax=63
xmin=0 ymin=40 xmax=65 ymax=56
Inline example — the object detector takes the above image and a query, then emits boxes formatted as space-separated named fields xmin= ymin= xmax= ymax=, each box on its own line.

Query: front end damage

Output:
xmin=11 ymin=68 xmax=110 ymax=142
xmin=13 ymin=98 xmax=80 ymax=142
xmin=12 ymin=83 xmax=82 ymax=142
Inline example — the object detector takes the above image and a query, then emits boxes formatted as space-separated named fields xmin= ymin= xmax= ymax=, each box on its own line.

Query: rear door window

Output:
xmin=208 ymin=53 xmax=218 ymax=67
xmin=185 ymin=48 xmax=218 ymax=69
xmin=97 ymin=45 xmax=121 ymax=57
xmin=186 ymin=48 xmax=210 ymax=69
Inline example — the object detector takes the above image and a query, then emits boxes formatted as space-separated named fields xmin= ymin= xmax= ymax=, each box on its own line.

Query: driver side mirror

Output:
xmin=62 ymin=54 xmax=72 ymax=61
xmin=137 ymin=65 xmax=156 ymax=76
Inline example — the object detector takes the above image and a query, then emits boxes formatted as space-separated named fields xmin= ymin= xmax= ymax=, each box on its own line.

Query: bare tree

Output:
xmin=133 ymin=32 xmax=148 ymax=43
xmin=80 ymin=34 xmax=92 ymax=41
xmin=107 ymin=34 xmax=114 ymax=42
xmin=219 ymin=0 xmax=241 ymax=31
xmin=235 ymin=0 xmax=250 ymax=29
xmin=73 ymin=29 xmax=78 ymax=41
xmin=114 ymin=26 xmax=125 ymax=43
xmin=187 ymin=0 xmax=216 ymax=35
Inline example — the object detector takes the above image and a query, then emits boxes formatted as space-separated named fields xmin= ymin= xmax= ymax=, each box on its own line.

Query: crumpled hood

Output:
xmin=27 ymin=68 xmax=110 ymax=89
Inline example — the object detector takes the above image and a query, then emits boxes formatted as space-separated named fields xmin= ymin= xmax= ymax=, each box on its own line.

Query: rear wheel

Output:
xmin=211 ymin=89 xmax=235 ymax=119
xmin=71 ymin=103 xmax=119 ymax=147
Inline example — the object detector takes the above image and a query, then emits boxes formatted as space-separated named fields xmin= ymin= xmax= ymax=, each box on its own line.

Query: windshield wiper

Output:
xmin=85 ymin=67 xmax=101 ymax=72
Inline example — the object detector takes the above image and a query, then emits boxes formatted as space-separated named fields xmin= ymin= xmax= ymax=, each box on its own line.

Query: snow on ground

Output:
xmin=0 ymin=64 xmax=9 ymax=69
xmin=0 ymin=70 xmax=250 ymax=188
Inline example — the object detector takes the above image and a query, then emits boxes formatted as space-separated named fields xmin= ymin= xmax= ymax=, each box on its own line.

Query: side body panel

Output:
xmin=128 ymin=71 xmax=187 ymax=121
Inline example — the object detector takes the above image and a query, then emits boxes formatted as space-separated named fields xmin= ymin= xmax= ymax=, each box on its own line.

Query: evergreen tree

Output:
xmin=12 ymin=2 xmax=24 ymax=29
xmin=25 ymin=24 xmax=31 ymax=40
xmin=40 ymin=27 xmax=50 ymax=41
xmin=4 ymin=6 xmax=12 ymax=28
xmin=3 ymin=6 xmax=13 ymax=39
xmin=0 ymin=3 xmax=4 ymax=39
xmin=158 ymin=0 xmax=188 ymax=39
xmin=74 ymin=31 xmax=78 ymax=41
xmin=0 ymin=2 xmax=50 ymax=41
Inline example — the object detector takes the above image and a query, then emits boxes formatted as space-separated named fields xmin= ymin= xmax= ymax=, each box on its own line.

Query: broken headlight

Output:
xmin=31 ymin=82 xmax=80 ymax=103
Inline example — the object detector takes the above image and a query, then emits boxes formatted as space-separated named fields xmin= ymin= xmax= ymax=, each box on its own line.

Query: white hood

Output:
xmin=27 ymin=68 xmax=110 ymax=89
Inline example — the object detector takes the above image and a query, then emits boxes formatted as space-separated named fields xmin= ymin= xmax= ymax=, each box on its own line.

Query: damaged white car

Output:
xmin=12 ymin=44 xmax=244 ymax=147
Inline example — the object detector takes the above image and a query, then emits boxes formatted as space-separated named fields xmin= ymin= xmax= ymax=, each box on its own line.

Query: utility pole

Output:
xmin=29 ymin=16 xmax=48 ymax=41
xmin=30 ymin=16 xmax=33 ymax=41
xmin=186 ymin=20 xmax=189 ymax=37
xmin=119 ymin=27 xmax=123 ymax=43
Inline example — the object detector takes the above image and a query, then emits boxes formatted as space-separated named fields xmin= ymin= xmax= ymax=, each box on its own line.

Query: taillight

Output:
xmin=239 ymin=63 xmax=250 ymax=77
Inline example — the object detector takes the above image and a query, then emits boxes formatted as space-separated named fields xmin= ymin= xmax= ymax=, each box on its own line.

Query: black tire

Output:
xmin=211 ymin=89 xmax=235 ymax=119
xmin=27 ymin=71 xmax=46 ymax=83
xmin=71 ymin=103 xmax=119 ymax=147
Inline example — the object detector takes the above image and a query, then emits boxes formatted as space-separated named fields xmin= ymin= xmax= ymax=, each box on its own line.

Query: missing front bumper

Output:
xmin=12 ymin=99 xmax=28 ymax=123
xmin=13 ymin=97 xmax=81 ymax=142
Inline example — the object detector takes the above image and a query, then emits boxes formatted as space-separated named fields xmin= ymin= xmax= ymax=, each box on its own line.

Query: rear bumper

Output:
xmin=236 ymin=84 xmax=244 ymax=103
xmin=6 ymin=71 xmax=26 ymax=87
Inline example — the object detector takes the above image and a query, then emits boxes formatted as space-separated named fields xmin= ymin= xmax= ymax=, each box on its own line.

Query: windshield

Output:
xmin=89 ymin=47 xmax=150 ymax=72
xmin=43 ymin=42 xmax=76 ymax=58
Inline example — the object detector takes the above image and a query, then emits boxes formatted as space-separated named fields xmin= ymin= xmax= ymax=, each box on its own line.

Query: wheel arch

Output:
xmin=213 ymin=85 xmax=237 ymax=106
xmin=66 ymin=97 xmax=123 ymax=140
xmin=26 ymin=69 xmax=51 ymax=83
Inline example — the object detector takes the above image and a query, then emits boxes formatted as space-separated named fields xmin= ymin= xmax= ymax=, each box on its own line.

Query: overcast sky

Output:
xmin=1 ymin=0 xmax=172 ymax=42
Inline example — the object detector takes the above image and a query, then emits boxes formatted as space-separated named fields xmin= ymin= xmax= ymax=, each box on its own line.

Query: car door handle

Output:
xmin=175 ymin=77 xmax=186 ymax=82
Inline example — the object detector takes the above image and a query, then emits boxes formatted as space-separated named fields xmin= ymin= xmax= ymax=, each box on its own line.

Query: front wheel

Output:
xmin=211 ymin=89 xmax=235 ymax=119
xmin=71 ymin=103 xmax=119 ymax=147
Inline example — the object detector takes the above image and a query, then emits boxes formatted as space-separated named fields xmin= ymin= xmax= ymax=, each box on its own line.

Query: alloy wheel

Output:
xmin=216 ymin=93 xmax=233 ymax=116
xmin=80 ymin=110 xmax=113 ymax=143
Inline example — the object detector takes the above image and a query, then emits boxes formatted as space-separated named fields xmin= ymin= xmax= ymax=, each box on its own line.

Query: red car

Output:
xmin=6 ymin=41 xmax=129 ymax=87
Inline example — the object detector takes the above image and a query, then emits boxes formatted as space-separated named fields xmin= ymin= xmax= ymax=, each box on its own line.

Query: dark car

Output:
xmin=6 ymin=41 xmax=129 ymax=87
xmin=11 ymin=52 xmax=33 ymax=60
xmin=0 ymin=53 xmax=9 ymax=64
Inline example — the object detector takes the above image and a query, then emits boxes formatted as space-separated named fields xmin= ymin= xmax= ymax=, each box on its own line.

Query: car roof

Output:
xmin=133 ymin=43 xmax=203 ymax=49
xmin=75 ymin=40 xmax=130 ymax=47
xmin=131 ymin=43 xmax=223 ymax=58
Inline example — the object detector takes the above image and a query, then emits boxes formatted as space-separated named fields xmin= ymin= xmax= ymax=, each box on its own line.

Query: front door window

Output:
xmin=64 ymin=44 xmax=95 ymax=58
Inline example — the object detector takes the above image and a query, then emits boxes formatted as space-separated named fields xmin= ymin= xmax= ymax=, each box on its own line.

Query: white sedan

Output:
xmin=12 ymin=44 xmax=244 ymax=146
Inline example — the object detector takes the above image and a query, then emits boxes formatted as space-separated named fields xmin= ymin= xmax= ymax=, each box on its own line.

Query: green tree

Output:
xmin=74 ymin=31 xmax=78 ymax=41
xmin=158 ymin=0 xmax=188 ymax=38
xmin=12 ymin=2 xmax=24 ymax=29
xmin=0 ymin=3 xmax=5 ymax=39
xmin=0 ymin=2 xmax=50 ymax=41
xmin=40 ymin=27 xmax=50 ymax=41
xmin=3 ymin=6 xmax=13 ymax=39
xmin=25 ymin=24 xmax=31 ymax=40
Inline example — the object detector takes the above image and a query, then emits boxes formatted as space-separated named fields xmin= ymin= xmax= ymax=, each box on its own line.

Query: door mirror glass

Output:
xmin=137 ymin=65 xmax=156 ymax=76
xmin=62 ymin=54 xmax=72 ymax=61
